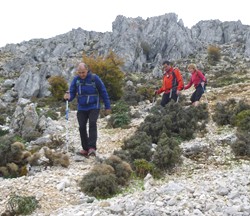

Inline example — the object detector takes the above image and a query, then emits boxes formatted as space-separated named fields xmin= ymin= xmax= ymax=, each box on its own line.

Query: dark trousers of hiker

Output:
xmin=160 ymin=90 xmax=178 ymax=107
xmin=190 ymin=84 xmax=204 ymax=103
xmin=77 ymin=109 xmax=100 ymax=151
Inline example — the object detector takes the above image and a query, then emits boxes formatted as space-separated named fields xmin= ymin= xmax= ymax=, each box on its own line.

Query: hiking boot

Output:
xmin=77 ymin=149 xmax=88 ymax=157
xmin=88 ymin=148 xmax=96 ymax=157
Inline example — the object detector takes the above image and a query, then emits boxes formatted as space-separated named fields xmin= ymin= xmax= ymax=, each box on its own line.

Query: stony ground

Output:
xmin=0 ymin=109 xmax=140 ymax=215
xmin=0 ymin=83 xmax=250 ymax=215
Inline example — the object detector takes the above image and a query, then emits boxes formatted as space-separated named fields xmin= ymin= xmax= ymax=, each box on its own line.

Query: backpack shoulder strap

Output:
xmin=76 ymin=73 xmax=96 ymax=88
xmin=91 ymin=73 xmax=96 ymax=83
xmin=171 ymin=68 xmax=178 ymax=88
xmin=197 ymin=70 xmax=207 ymax=83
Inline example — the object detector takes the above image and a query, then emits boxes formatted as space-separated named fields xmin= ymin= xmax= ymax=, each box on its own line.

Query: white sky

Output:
xmin=1 ymin=0 xmax=249 ymax=47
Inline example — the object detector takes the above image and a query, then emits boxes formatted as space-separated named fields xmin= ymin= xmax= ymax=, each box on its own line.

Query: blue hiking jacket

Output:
xmin=68 ymin=71 xmax=111 ymax=111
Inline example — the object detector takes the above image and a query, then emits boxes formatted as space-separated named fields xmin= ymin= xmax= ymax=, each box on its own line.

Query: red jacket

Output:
xmin=184 ymin=70 xmax=206 ymax=89
xmin=157 ymin=67 xmax=184 ymax=94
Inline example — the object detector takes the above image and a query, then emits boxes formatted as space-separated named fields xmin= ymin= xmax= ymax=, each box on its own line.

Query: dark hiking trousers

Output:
xmin=191 ymin=84 xmax=204 ymax=103
xmin=160 ymin=90 xmax=178 ymax=107
xmin=77 ymin=109 xmax=100 ymax=151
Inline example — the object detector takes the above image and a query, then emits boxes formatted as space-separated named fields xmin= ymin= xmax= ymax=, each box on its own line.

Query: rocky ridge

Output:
xmin=1 ymin=13 xmax=250 ymax=99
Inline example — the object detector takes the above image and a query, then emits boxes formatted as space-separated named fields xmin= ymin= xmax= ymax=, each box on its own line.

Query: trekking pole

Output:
xmin=152 ymin=87 xmax=158 ymax=106
xmin=169 ymin=89 xmax=172 ymax=98
xmin=65 ymin=99 xmax=69 ymax=153
xmin=152 ymin=94 xmax=155 ymax=104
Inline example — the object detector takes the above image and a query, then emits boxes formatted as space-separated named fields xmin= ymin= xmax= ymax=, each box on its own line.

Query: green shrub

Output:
xmin=48 ymin=76 xmax=68 ymax=101
xmin=207 ymin=45 xmax=221 ymax=65
xmin=79 ymin=164 xmax=118 ymax=199
xmin=0 ymin=135 xmax=16 ymax=166
xmin=0 ymin=128 xmax=9 ymax=137
xmin=133 ymin=159 xmax=155 ymax=178
xmin=152 ymin=133 xmax=182 ymax=170
xmin=118 ymin=101 xmax=208 ymax=172
xmin=112 ymin=100 xmax=129 ymax=113
xmin=45 ymin=109 xmax=60 ymax=120
xmin=0 ymin=135 xmax=32 ymax=178
xmin=22 ymin=131 xmax=42 ymax=142
xmin=136 ymin=86 xmax=155 ymax=102
xmin=108 ymin=113 xmax=131 ymax=128
xmin=212 ymin=99 xmax=236 ymax=125
xmin=113 ymin=149 xmax=132 ymax=163
xmin=212 ymin=99 xmax=250 ymax=126
xmin=234 ymin=109 xmax=250 ymax=131
xmin=140 ymin=102 xmax=208 ymax=143
xmin=6 ymin=194 xmax=39 ymax=215
xmin=122 ymin=85 xmax=140 ymax=105
xmin=209 ymin=76 xmax=246 ymax=88
xmin=0 ymin=115 xmax=6 ymax=125
xmin=217 ymin=100 xmax=250 ymax=157
xmin=123 ymin=131 xmax=153 ymax=162
xmin=33 ymin=97 xmax=66 ymax=112
xmin=231 ymin=131 xmax=250 ymax=157
xmin=107 ymin=100 xmax=131 ymax=128
xmin=83 ymin=51 xmax=124 ymax=101
xmin=104 ymin=155 xmax=132 ymax=186
xmin=141 ymin=41 xmax=151 ymax=59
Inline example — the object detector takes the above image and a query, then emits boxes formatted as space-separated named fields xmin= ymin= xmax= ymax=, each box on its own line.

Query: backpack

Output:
xmin=171 ymin=69 xmax=178 ymax=89
xmin=171 ymin=68 xmax=184 ymax=90
xmin=198 ymin=71 xmax=207 ymax=85
xmin=76 ymin=72 xmax=97 ymax=96
xmin=197 ymin=70 xmax=207 ymax=91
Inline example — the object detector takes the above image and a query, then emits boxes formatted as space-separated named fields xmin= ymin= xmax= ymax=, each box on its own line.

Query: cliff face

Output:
xmin=0 ymin=13 xmax=250 ymax=99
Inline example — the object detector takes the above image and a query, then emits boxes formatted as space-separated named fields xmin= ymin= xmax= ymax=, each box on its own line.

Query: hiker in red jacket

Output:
xmin=155 ymin=60 xmax=184 ymax=107
xmin=184 ymin=63 xmax=207 ymax=106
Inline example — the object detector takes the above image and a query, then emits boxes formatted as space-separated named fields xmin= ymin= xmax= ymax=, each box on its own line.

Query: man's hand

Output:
xmin=64 ymin=91 xmax=70 ymax=100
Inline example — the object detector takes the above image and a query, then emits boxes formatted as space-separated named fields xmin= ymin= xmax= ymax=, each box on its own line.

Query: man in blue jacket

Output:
xmin=64 ymin=62 xmax=111 ymax=157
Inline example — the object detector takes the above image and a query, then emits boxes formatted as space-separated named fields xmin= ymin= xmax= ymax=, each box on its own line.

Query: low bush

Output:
xmin=118 ymin=101 xmax=208 ymax=172
xmin=79 ymin=164 xmax=118 ymax=199
xmin=207 ymin=45 xmax=221 ymax=65
xmin=136 ymin=86 xmax=155 ymax=102
xmin=231 ymin=131 xmax=250 ymax=157
xmin=5 ymin=193 xmax=39 ymax=215
xmin=140 ymin=102 xmax=208 ymax=143
xmin=48 ymin=76 xmax=68 ymax=101
xmin=122 ymin=131 xmax=153 ymax=162
xmin=122 ymin=85 xmax=140 ymax=105
xmin=133 ymin=159 xmax=155 ymax=178
xmin=234 ymin=109 xmax=250 ymax=131
xmin=107 ymin=100 xmax=131 ymax=128
xmin=104 ymin=155 xmax=132 ymax=186
xmin=152 ymin=133 xmax=182 ymax=170
xmin=212 ymin=99 xmax=250 ymax=126
xmin=0 ymin=128 xmax=9 ymax=137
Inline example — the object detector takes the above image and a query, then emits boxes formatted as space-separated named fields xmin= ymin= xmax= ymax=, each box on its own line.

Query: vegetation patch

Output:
xmin=213 ymin=98 xmax=250 ymax=157
xmin=4 ymin=193 xmax=39 ymax=215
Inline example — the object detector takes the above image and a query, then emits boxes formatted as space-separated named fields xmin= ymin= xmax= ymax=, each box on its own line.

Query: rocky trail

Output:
xmin=1 ymin=84 xmax=250 ymax=216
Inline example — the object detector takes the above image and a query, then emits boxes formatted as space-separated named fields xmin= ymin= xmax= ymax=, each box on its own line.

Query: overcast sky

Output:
xmin=1 ymin=0 xmax=249 ymax=47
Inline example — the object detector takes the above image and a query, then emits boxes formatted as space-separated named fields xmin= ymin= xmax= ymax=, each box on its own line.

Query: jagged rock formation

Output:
xmin=0 ymin=13 xmax=250 ymax=99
